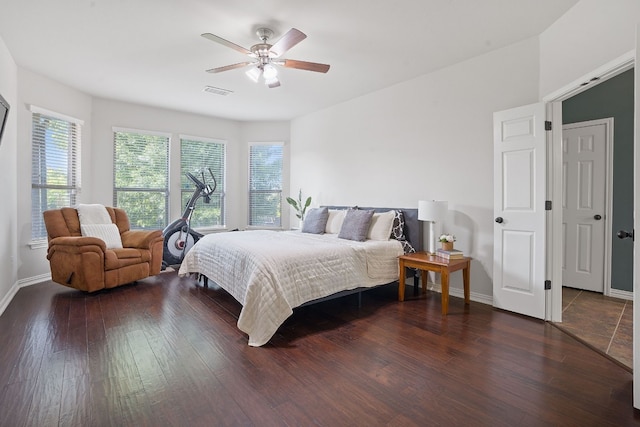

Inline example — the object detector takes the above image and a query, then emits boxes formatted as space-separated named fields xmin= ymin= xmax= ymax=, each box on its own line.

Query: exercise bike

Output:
xmin=162 ymin=168 xmax=217 ymax=269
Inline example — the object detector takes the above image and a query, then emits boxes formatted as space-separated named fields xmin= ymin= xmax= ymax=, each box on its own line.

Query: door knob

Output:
xmin=617 ymin=230 xmax=634 ymax=240
xmin=495 ymin=217 xmax=504 ymax=224
xmin=594 ymin=214 xmax=602 ymax=220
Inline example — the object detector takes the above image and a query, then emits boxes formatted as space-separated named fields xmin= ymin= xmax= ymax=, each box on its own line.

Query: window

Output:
xmin=249 ymin=143 xmax=283 ymax=227
xmin=31 ymin=107 xmax=81 ymax=241
xmin=113 ymin=129 xmax=169 ymax=229
xmin=180 ymin=136 xmax=226 ymax=228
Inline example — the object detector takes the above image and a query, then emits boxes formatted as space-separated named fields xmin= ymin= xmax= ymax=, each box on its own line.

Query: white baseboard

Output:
xmin=425 ymin=282 xmax=493 ymax=306
xmin=0 ymin=274 xmax=51 ymax=318
xmin=609 ymin=288 xmax=633 ymax=301
xmin=19 ymin=273 xmax=51 ymax=288
xmin=0 ymin=281 xmax=20 ymax=318
xmin=403 ymin=279 xmax=493 ymax=306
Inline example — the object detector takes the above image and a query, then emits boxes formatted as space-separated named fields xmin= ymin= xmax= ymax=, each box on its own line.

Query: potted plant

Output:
xmin=286 ymin=189 xmax=312 ymax=222
xmin=439 ymin=234 xmax=456 ymax=251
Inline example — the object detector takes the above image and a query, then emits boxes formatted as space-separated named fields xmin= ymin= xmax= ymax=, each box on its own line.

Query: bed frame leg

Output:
xmin=198 ymin=274 xmax=208 ymax=288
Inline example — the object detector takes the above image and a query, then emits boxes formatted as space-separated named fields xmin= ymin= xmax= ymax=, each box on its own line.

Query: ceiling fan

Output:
xmin=201 ymin=28 xmax=330 ymax=88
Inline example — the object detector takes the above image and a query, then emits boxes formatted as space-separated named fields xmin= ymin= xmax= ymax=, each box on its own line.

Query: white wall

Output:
xmin=633 ymin=21 xmax=640 ymax=411
xmin=16 ymin=68 xmax=93 ymax=282
xmin=91 ymin=99 xmax=290 ymax=232
xmin=92 ymin=98 xmax=242 ymax=227
xmin=0 ymin=37 xmax=19 ymax=313
xmin=291 ymin=38 xmax=541 ymax=299
xmin=239 ymin=121 xmax=291 ymax=227
xmin=539 ymin=0 xmax=640 ymax=98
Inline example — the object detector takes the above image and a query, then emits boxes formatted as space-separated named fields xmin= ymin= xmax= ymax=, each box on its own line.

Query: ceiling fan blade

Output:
xmin=201 ymin=33 xmax=252 ymax=56
xmin=280 ymin=59 xmax=330 ymax=73
xmin=269 ymin=28 xmax=307 ymax=57
xmin=206 ymin=62 xmax=253 ymax=73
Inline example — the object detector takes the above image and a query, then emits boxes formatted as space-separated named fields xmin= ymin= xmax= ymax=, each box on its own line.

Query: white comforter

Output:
xmin=178 ymin=230 xmax=404 ymax=346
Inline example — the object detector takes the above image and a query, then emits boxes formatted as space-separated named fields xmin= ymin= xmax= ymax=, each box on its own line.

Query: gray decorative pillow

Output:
xmin=338 ymin=209 xmax=374 ymax=241
xmin=301 ymin=207 xmax=329 ymax=234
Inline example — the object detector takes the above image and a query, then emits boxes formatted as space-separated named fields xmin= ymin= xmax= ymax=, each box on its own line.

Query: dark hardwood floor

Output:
xmin=1 ymin=271 xmax=639 ymax=426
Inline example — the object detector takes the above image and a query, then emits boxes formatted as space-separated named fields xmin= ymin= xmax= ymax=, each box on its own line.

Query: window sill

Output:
xmin=28 ymin=240 xmax=48 ymax=250
xmin=246 ymin=226 xmax=284 ymax=231
xmin=194 ymin=226 xmax=228 ymax=235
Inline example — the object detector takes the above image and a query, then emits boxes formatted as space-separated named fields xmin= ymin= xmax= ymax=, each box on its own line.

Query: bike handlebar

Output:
xmin=186 ymin=172 xmax=206 ymax=190
xmin=186 ymin=168 xmax=217 ymax=199
xmin=180 ymin=168 xmax=218 ymax=218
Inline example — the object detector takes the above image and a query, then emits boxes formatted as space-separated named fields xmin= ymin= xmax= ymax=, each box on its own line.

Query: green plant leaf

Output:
xmin=286 ymin=197 xmax=299 ymax=210
xmin=287 ymin=190 xmax=312 ymax=220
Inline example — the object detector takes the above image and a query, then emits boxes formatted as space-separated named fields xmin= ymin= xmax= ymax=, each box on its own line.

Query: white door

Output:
xmin=633 ymin=24 xmax=639 ymax=410
xmin=493 ymin=102 xmax=547 ymax=319
xmin=562 ymin=122 xmax=608 ymax=293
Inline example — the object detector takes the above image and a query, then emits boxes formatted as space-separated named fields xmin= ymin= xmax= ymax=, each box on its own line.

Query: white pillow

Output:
xmin=81 ymin=223 xmax=123 ymax=249
xmin=367 ymin=210 xmax=396 ymax=241
xmin=325 ymin=209 xmax=346 ymax=234
xmin=77 ymin=203 xmax=112 ymax=225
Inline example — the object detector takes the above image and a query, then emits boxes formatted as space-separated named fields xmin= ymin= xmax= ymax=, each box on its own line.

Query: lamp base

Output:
xmin=428 ymin=221 xmax=437 ymax=256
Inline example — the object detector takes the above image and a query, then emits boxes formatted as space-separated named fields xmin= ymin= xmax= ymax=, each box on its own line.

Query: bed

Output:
xmin=178 ymin=206 xmax=422 ymax=346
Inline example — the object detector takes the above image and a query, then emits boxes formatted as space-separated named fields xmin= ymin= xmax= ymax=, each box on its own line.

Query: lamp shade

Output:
xmin=418 ymin=200 xmax=448 ymax=222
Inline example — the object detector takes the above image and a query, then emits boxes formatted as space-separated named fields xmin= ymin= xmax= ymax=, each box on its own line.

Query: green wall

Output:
xmin=562 ymin=69 xmax=634 ymax=292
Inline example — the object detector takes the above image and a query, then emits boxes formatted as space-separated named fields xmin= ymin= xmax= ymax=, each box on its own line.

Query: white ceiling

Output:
xmin=0 ymin=0 xmax=579 ymax=122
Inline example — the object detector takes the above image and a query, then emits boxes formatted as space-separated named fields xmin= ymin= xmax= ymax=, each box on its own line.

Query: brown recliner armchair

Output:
xmin=43 ymin=206 xmax=164 ymax=292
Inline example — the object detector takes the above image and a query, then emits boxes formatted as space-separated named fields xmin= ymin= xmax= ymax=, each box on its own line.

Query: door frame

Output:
xmin=562 ymin=118 xmax=615 ymax=296
xmin=543 ymin=50 xmax=634 ymax=323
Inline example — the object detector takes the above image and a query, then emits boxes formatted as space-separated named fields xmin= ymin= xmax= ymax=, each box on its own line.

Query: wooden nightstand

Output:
xmin=398 ymin=252 xmax=471 ymax=315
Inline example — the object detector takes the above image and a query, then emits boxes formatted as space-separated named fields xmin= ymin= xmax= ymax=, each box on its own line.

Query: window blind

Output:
xmin=180 ymin=137 xmax=226 ymax=228
xmin=31 ymin=112 xmax=80 ymax=240
xmin=249 ymin=143 xmax=283 ymax=227
xmin=113 ymin=130 xmax=169 ymax=229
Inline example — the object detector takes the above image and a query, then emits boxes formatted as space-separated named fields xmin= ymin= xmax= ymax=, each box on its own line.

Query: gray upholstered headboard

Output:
xmin=322 ymin=206 xmax=423 ymax=253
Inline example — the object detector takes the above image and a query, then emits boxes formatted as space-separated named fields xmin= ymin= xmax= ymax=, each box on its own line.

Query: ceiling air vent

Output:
xmin=203 ymin=85 xmax=233 ymax=96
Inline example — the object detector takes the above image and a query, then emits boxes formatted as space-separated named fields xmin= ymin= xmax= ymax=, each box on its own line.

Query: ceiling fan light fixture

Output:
xmin=262 ymin=64 xmax=278 ymax=80
xmin=245 ymin=66 xmax=261 ymax=83
xmin=264 ymin=76 xmax=279 ymax=86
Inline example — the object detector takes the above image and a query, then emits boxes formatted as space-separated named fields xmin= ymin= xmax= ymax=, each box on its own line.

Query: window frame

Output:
xmin=179 ymin=135 xmax=227 ymax=231
xmin=112 ymin=127 xmax=170 ymax=230
xmin=248 ymin=141 xmax=284 ymax=229
xmin=30 ymin=105 xmax=83 ymax=243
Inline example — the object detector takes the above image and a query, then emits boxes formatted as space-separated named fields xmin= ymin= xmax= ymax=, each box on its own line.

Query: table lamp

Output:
xmin=418 ymin=200 xmax=448 ymax=255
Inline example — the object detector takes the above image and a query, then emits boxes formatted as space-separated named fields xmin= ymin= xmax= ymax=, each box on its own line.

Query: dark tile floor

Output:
xmin=554 ymin=287 xmax=632 ymax=370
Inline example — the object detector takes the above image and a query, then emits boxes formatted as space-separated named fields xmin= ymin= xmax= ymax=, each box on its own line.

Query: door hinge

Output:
xmin=545 ymin=200 xmax=552 ymax=210
xmin=545 ymin=121 xmax=552 ymax=131
xmin=544 ymin=280 xmax=551 ymax=290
